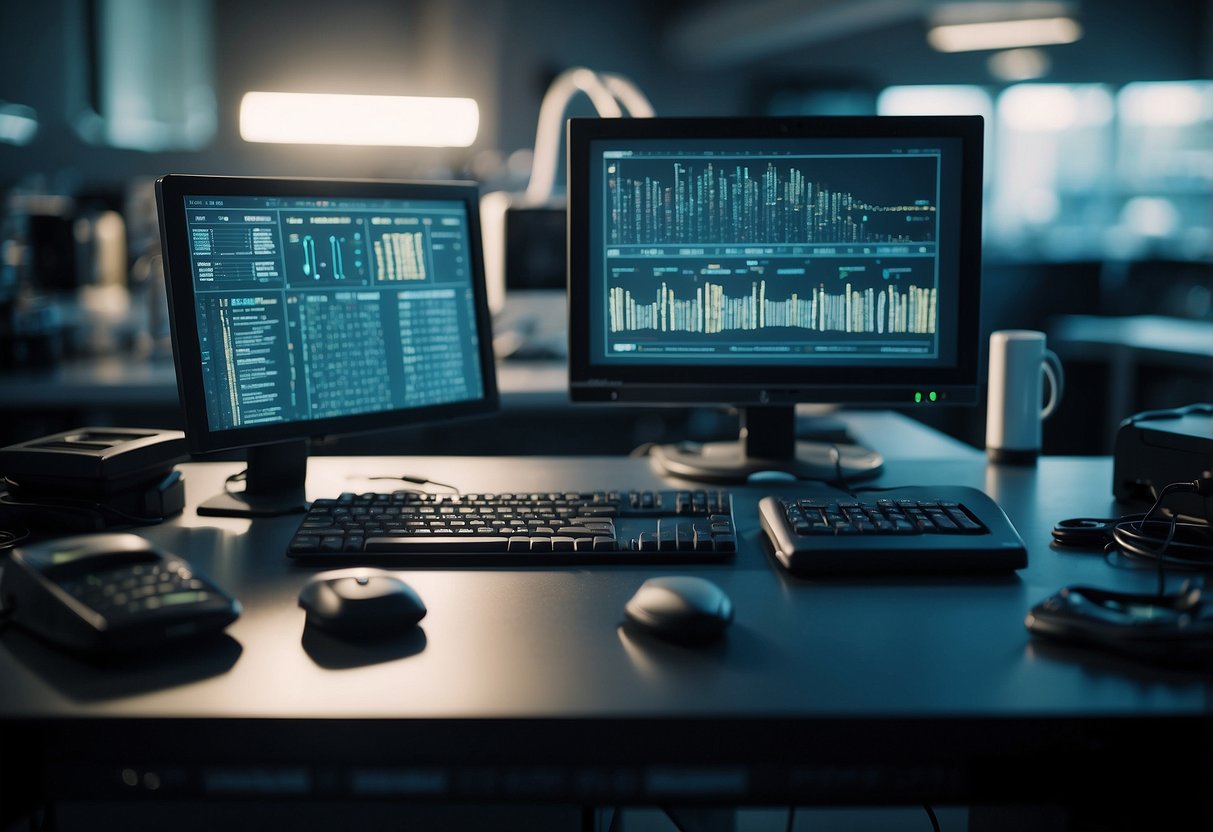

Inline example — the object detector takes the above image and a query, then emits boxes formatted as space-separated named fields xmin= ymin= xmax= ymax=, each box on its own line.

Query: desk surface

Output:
xmin=2 ymin=412 xmax=1210 ymax=812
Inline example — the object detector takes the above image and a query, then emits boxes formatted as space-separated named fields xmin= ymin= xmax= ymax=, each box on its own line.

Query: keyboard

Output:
xmin=287 ymin=489 xmax=736 ymax=565
xmin=758 ymin=485 xmax=1027 ymax=575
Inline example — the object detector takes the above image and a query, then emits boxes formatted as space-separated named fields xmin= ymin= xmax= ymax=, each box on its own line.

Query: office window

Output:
xmin=877 ymin=85 xmax=994 ymax=120
xmin=990 ymin=83 xmax=1115 ymax=259
xmin=877 ymin=84 xmax=994 ymax=199
xmin=1113 ymin=81 xmax=1213 ymax=260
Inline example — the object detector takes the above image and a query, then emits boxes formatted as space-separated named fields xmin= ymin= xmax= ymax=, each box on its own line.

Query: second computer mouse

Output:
xmin=298 ymin=568 xmax=426 ymax=639
xmin=624 ymin=576 xmax=734 ymax=643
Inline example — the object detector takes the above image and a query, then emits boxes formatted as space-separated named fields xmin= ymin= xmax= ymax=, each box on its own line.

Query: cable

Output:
xmin=628 ymin=442 xmax=659 ymax=459
xmin=0 ymin=490 xmax=166 ymax=527
xmin=365 ymin=475 xmax=461 ymax=496
xmin=525 ymin=67 xmax=653 ymax=205
xmin=222 ymin=468 xmax=247 ymax=496
xmin=826 ymin=442 xmax=851 ymax=494
xmin=923 ymin=804 xmax=941 ymax=832
xmin=785 ymin=805 xmax=797 ymax=832
xmin=659 ymin=808 xmax=690 ymax=832
xmin=1053 ymin=478 xmax=1213 ymax=610
xmin=1109 ymin=480 xmax=1213 ymax=577
xmin=0 ymin=527 xmax=31 ymax=551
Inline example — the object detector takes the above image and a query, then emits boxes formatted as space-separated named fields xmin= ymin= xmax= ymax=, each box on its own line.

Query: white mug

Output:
xmin=986 ymin=330 xmax=1064 ymax=463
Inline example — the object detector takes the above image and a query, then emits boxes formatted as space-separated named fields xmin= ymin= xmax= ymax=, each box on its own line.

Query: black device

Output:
xmin=0 ymin=533 xmax=240 ymax=654
xmin=0 ymin=428 xmax=188 ymax=529
xmin=567 ymin=116 xmax=985 ymax=482
xmin=623 ymin=575 xmax=734 ymax=643
xmin=505 ymin=204 xmax=567 ymax=292
xmin=286 ymin=489 xmax=737 ymax=565
xmin=1113 ymin=404 xmax=1213 ymax=524
xmin=1025 ymin=584 xmax=1213 ymax=668
xmin=156 ymin=174 xmax=499 ymax=517
xmin=494 ymin=204 xmax=570 ymax=361
xmin=758 ymin=485 xmax=1027 ymax=575
xmin=298 ymin=567 xmax=426 ymax=639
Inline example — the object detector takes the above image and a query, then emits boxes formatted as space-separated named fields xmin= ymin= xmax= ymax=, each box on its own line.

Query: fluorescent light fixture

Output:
xmin=240 ymin=92 xmax=479 ymax=147
xmin=0 ymin=102 xmax=38 ymax=146
xmin=928 ymin=17 xmax=1082 ymax=52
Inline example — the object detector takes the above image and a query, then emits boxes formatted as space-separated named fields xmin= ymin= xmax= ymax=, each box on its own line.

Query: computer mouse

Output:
xmin=623 ymin=576 xmax=733 ymax=643
xmin=298 ymin=568 xmax=426 ymax=638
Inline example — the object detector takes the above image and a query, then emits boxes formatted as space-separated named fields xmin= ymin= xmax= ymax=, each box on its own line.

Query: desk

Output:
xmin=2 ymin=413 xmax=1211 ymax=829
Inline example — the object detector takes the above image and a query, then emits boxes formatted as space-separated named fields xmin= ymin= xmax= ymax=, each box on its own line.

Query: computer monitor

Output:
xmin=157 ymin=175 xmax=498 ymax=516
xmin=567 ymin=116 xmax=984 ymax=482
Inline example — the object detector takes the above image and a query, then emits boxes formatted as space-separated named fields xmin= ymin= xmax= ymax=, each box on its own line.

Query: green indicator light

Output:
xmin=929 ymin=391 xmax=938 ymax=402
xmin=914 ymin=392 xmax=922 ymax=403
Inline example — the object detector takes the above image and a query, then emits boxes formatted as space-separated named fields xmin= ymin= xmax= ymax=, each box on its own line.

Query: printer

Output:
xmin=1113 ymin=404 xmax=1213 ymax=523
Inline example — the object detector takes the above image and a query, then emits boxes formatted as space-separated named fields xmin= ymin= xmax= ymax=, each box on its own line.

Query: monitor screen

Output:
xmin=567 ymin=117 xmax=984 ymax=481
xmin=157 ymin=175 xmax=497 ymax=513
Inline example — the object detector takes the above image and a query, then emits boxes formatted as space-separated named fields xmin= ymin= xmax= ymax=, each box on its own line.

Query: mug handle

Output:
xmin=1040 ymin=349 xmax=1064 ymax=419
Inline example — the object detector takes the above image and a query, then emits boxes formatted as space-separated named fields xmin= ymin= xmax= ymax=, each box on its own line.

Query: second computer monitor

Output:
xmin=567 ymin=116 xmax=985 ymax=482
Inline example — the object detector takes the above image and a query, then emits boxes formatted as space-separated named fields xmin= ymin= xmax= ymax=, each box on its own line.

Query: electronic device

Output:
xmin=286 ymin=489 xmax=737 ymax=566
xmin=0 ymin=533 xmax=240 ymax=654
xmin=1113 ymin=404 xmax=1213 ymax=524
xmin=505 ymin=204 xmax=567 ymax=293
xmin=492 ymin=204 xmax=569 ymax=361
xmin=1025 ymin=584 xmax=1213 ymax=668
xmin=156 ymin=175 xmax=498 ymax=517
xmin=623 ymin=576 xmax=734 ymax=643
xmin=567 ymin=116 xmax=985 ymax=482
xmin=758 ymin=485 xmax=1027 ymax=575
xmin=0 ymin=428 xmax=188 ymax=529
xmin=298 ymin=567 xmax=426 ymax=638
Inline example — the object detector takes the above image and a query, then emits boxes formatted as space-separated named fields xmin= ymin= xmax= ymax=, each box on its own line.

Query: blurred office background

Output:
xmin=1 ymin=0 xmax=1211 ymax=455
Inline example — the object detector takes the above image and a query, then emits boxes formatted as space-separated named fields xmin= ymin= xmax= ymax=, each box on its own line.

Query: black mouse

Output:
xmin=298 ymin=568 xmax=426 ymax=638
xmin=624 ymin=576 xmax=734 ymax=643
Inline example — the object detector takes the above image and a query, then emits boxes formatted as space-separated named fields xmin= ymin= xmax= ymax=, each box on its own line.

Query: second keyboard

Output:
xmin=287 ymin=490 xmax=736 ymax=566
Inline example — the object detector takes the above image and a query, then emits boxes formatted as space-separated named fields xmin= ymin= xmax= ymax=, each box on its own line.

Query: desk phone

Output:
xmin=1 ymin=533 xmax=240 ymax=655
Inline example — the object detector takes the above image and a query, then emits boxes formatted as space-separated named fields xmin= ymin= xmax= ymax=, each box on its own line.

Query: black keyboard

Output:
xmin=287 ymin=490 xmax=736 ymax=565
xmin=758 ymin=485 xmax=1027 ymax=575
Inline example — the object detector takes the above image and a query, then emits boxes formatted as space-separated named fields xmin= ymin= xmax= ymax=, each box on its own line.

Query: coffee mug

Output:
xmin=985 ymin=330 xmax=1064 ymax=463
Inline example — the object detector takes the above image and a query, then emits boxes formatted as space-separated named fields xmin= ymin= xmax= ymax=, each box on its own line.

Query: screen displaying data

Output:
xmin=182 ymin=193 xmax=485 ymax=432
xmin=587 ymin=138 xmax=965 ymax=367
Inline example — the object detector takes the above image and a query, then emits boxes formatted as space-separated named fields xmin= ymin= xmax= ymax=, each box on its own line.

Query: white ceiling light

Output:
xmin=929 ymin=16 xmax=1081 ymax=51
xmin=928 ymin=2 xmax=1081 ymax=52
xmin=239 ymin=92 xmax=479 ymax=147
xmin=987 ymin=47 xmax=1051 ymax=81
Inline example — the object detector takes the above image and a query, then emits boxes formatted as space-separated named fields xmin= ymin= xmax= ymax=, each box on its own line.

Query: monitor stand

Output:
xmin=197 ymin=440 xmax=309 ymax=517
xmin=650 ymin=406 xmax=884 ymax=484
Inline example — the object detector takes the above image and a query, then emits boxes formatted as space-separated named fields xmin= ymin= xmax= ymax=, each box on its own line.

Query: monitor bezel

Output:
xmin=566 ymin=115 xmax=985 ymax=406
xmin=157 ymin=174 xmax=499 ymax=455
